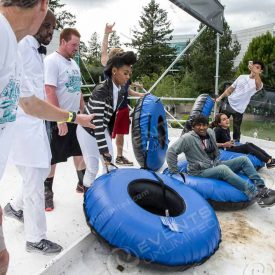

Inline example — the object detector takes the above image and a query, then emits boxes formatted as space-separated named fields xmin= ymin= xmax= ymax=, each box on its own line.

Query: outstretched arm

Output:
xmin=101 ymin=22 xmax=115 ymax=66
xmin=19 ymin=95 xmax=95 ymax=128
xmin=216 ymin=86 xmax=235 ymax=102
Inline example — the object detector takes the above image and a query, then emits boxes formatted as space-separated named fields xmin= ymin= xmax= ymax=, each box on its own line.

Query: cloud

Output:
xmin=60 ymin=0 xmax=275 ymax=43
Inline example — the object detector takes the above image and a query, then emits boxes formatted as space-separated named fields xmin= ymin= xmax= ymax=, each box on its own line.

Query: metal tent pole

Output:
xmin=148 ymin=25 xmax=207 ymax=93
xmin=214 ymin=32 xmax=220 ymax=117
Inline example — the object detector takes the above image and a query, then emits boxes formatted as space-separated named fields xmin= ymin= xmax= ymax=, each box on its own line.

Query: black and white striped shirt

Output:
xmin=84 ymin=78 xmax=123 ymax=155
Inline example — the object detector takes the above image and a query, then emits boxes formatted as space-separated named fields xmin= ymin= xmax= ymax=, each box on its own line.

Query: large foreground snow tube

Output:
xmin=163 ymin=160 xmax=256 ymax=211
xmin=132 ymin=94 xmax=168 ymax=171
xmin=219 ymin=149 xmax=265 ymax=170
xmin=84 ymin=168 xmax=221 ymax=267
xmin=182 ymin=94 xmax=214 ymax=134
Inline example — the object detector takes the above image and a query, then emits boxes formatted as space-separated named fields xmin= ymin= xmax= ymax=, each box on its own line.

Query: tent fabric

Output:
xmin=169 ymin=0 xmax=224 ymax=34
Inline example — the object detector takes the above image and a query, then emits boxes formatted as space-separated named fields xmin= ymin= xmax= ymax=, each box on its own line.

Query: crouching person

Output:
xmin=166 ymin=115 xmax=275 ymax=208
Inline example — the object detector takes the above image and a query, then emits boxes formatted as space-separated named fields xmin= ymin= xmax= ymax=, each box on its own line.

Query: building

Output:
xmin=168 ymin=34 xmax=195 ymax=55
xmin=232 ymin=23 xmax=275 ymax=67
xmin=169 ymin=23 xmax=275 ymax=67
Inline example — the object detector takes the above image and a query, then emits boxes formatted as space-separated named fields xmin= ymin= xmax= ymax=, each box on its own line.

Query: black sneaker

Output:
xmin=257 ymin=187 xmax=275 ymax=208
xmin=115 ymin=156 xmax=134 ymax=166
xmin=26 ymin=239 xmax=63 ymax=255
xmin=45 ymin=188 xmax=54 ymax=212
xmin=266 ymin=159 xmax=275 ymax=169
xmin=4 ymin=203 xmax=24 ymax=223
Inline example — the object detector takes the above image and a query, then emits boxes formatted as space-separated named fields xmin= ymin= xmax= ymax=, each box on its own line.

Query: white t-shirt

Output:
xmin=44 ymin=51 xmax=81 ymax=112
xmin=9 ymin=36 xmax=51 ymax=168
xmin=228 ymin=74 xmax=262 ymax=114
xmin=0 ymin=14 xmax=24 ymax=179
xmin=112 ymin=81 xmax=120 ymax=110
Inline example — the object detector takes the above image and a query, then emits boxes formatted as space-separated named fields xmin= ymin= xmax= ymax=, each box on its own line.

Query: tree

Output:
xmin=130 ymin=0 xmax=176 ymax=79
xmin=87 ymin=32 xmax=101 ymax=62
xmin=109 ymin=32 xmax=121 ymax=49
xmin=49 ymin=0 xmax=76 ymax=29
xmin=238 ymin=32 xmax=275 ymax=88
xmin=181 ymin=21 xmax=240 ymax=95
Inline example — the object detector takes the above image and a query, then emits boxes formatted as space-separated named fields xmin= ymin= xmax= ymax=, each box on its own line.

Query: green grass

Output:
xmin=236 ymin=119 xmax=275 ymax=141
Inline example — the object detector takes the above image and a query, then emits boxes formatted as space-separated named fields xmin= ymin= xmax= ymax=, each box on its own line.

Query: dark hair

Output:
xmin=191 ymin=115 xmax=209 ymax=127
xmin=60 ymin=28 xmax=81 ymax=44
xmin=104 ymin=51 xmax=137 ymax=78
xmin=0 ymin=0 xmax=40 ymax=8
xmin=210 ymin=113 xmax=228 ymax=128
xmin=253 ymin=60 xmax=264 ymax=70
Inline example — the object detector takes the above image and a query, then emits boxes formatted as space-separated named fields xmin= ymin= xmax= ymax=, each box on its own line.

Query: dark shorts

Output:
xmin=112 ymin=107 xmax=130 ymax=138
xmin=46 ymin=122 xmax=82 ymax=165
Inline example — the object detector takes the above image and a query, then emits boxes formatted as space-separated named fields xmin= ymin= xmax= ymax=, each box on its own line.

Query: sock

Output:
xmin=77 ymin=169 xmax=86 ymax=186
xmin=44 ymin=177 xmax=54 ymax=192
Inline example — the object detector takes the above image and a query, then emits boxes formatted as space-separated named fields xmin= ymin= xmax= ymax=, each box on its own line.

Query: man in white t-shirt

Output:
xmin=216 ymin=60 xmax=264 ymax=142
xmin=44 ymin=28 xmax=85 ymax=211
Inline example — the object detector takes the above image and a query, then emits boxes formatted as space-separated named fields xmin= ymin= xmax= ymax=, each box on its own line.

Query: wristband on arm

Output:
xmin=57 ymin=111 xmax=77 ymax=124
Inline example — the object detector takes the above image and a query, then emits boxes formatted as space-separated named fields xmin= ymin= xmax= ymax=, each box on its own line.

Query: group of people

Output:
xmin=0 ymin=1 xmax=98 ymax=271
xmin=167 ymin=59 xmax=275 ymax=209
xmin=0 ymin=1 xmax=140 ymax=273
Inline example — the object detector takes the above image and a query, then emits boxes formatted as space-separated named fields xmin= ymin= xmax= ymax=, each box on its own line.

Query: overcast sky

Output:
xmin=62 ymin=0 xmax=275 ymax=44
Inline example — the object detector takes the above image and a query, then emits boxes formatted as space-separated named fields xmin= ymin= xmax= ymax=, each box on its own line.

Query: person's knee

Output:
xmin=238 ymin=156 xmax=251 ymax=165
xmin=0 ymin=249 xmax=9 ymax=275
xmin=218 ymin=165 xmax=232 ymax=177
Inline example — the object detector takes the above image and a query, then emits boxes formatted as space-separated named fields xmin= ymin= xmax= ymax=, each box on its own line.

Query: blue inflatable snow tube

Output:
xmin=84 ymin=168 xmax=221 ymax=266
xmin=163 ymin=159 xmax=256 ymax=211
xmin=219 ymin=149 xmax=265 ymax=170
xmin=132 ymin=94 xmax=168 ymax=171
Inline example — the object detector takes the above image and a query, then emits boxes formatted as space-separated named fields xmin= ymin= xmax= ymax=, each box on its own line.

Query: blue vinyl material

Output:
xmin=84 ymin=168 xmax=221 ymax=266
xmin=133 ymin=94 xmax=168 ymax=171
xmin=219 ymin=149 xmax=265 ymax=169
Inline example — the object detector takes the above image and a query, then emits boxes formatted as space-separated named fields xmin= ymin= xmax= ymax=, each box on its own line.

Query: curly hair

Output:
xmin=104 ymin=51 xmax=137 ymax=78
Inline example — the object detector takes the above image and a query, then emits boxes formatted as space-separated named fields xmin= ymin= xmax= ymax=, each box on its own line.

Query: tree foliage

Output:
xmin=49 ymin=0 xmax=76 ymax=30
xmin=109 ymin=32 xmax=121 ymax=49
xmin=238 ymin=32 xmax=275 ymax=88
xmin=181 ymin=21 xmax=240 ymax=95
xmin=130 ymin=0 xmax=176 ymax=79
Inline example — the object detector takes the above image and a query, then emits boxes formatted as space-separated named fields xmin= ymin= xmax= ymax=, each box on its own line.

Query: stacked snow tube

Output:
xmin=182 ymin=94 xmax=214 ymax=134
xmin=219 ymin=149 xmax=265 ymax=170
xmin=84 ymin=168 xmax=221 ymax=267
xmin=163 ymin=159 xmax=256 ymax=211
xmin=132 ymin=94 xmax=168 ymax=171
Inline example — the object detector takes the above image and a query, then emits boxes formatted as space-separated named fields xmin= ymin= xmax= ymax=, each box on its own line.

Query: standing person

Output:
xmin=44 ymin=28 xmax=86 ymax=211
xmin=0 ymin=207 xmax=8 ymax=275
xmin=77 ymin=51 xmax=137 ymax=189
xmin=166 ymin=115 xmax=275 ymax=208
xmin=216 ymin=60 xmax=264 ymax=142
xmin=101 ymin=23 xmax=144 ymax=166
xmin=211 ymin=113 xmax=275 ymax=169
xmin=0 ymin=1 xmax=94 ymax=264
xmin=4 ymin=10 xmax=64 ymax=255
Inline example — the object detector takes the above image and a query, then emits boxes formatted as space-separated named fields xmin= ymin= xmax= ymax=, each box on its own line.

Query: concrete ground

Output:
xmin=1 ymin=130 xmax=275 ymax=275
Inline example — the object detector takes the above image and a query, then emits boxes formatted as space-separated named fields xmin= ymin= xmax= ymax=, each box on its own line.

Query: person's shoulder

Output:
xmin=92 ymin=80 xmax=110 ymax=97
xmin=44 ymin=52 xmax=58 ymax=62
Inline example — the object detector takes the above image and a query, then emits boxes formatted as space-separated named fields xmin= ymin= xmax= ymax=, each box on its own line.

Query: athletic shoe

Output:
xmin=26 ymin=239 xmax=63 ymax=255
xmin=45 ymin=188 xmax=54 ymax=211
xmin=76 ymin=182 xmax=84 ymax=193
xmin=3 ymin=203 xmax=24 ymax=223
xmin=257 ymin=187 xmax=275 ymax=208
xmin=115 ymin=156 xmax=134 ymax=166
xmin=266 ymin=159 xmax=275 ymax=169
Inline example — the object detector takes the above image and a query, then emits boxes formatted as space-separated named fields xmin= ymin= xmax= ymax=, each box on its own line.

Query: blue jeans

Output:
xmin=198 ymin=156 xmax=265 ymax=199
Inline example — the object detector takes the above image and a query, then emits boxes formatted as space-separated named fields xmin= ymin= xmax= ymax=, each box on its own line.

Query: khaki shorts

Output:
xmin=0 ymin=225 xmax=6 ymax=252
